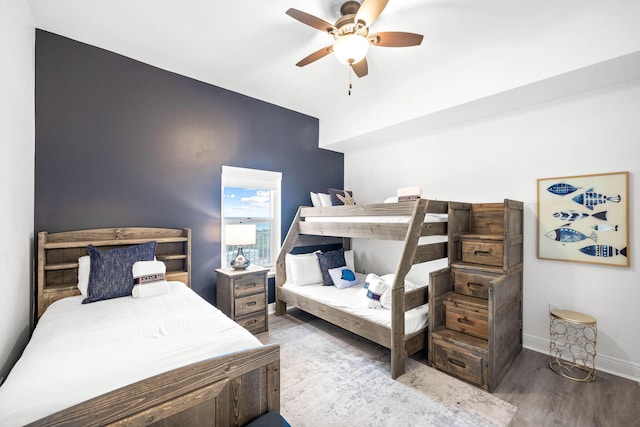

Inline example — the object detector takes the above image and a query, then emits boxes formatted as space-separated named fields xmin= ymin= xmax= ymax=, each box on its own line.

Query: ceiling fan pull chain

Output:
xmin=348 ymin=66 xmax=353 ymax=96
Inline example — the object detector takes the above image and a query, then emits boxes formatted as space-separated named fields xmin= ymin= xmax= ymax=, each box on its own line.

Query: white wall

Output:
xmin=0 ymin=0 xmax=35 ymax=382
xmin=345 ymin=79 xmax=640 ymax=381
xmin=321 ymin=0 xmax=640 ymax=150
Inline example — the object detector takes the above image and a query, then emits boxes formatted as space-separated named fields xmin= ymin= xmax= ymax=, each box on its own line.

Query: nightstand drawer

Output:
xmin=235 ymin=293 xmax=266 ymax=317
xmin=234 ymin=273 xmax=266 ymax=298
xmin=236 ymin=312 xmax=266 ymax=334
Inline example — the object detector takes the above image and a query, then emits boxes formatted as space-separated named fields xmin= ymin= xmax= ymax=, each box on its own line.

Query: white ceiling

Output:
xmin=27 ymin=0 xmax=640 ymax=151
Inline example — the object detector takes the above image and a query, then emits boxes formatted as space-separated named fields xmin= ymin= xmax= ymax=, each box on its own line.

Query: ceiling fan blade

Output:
xmin=354 ymin=0 xmax=389 ymax=28
xmin=295 ymin=45 xmax=333 ymax=67
xmin=286 ymin=8 xmax=336 ymax=34
xmin=369 ymin=32 xmax=424 ymax=47
xmin=351 ymin=58 xmax=368 ymax=78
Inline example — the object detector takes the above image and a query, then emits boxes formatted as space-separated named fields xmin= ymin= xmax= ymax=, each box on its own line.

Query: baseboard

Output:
xmin=268 ymin=302 xmax=276 ymax=315
xmin=523 ymin=333 xmax=640 ymax=383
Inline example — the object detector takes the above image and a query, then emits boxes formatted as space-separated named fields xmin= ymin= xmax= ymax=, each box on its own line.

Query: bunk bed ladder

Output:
xmin=390 ymin=199 xmax=429 ymax=379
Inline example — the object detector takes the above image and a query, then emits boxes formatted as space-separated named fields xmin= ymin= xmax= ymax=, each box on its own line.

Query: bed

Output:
xmin=0 ymin=227 xmax=280 ymax=427
xmin=275 ymin=199 xmax=450 ymax=379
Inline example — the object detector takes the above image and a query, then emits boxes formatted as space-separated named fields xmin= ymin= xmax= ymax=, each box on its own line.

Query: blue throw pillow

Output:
xmin=316 ymin=248 xmax=346 ymax=286
xmin=83 ymin=241 xmax=157 ymax=304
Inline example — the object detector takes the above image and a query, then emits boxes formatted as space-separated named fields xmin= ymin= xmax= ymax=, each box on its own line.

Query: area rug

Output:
xmin=258 ymin=312 xmax=517 ymax=427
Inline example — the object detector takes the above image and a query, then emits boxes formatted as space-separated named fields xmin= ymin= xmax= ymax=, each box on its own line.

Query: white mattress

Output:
xmin=0 ymin=282 xmax=263 ymax=426
xmin=304 ymin=213 xmax=448 ymax=223
xmin=283 ymin=273 xmax=428 ymax=335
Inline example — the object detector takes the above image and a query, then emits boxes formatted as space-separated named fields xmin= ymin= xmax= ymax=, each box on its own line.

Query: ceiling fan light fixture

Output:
xmin=332 ymin=34 xmax=369 ymax=65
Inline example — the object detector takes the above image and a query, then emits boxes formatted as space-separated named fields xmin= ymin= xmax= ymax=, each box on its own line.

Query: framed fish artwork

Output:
xmin=537 ymin=171 xmax=630 ymax=267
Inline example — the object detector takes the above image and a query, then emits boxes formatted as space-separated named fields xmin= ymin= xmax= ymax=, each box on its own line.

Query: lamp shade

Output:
xmin=225 ymin=224 xmax=256 ymax=246
xmin=332 ymin=34 xmax=370 ymax=65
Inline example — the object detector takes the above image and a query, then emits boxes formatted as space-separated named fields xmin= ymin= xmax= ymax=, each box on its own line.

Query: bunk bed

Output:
xmin=0 ymin=227 xmax=280 ymax=427
xmin=275 ymin=199 xmax=450 ymax=379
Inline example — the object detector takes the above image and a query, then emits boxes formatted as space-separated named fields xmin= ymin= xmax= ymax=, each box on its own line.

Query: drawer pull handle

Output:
xmin=243 ymin=283 xmax=257 ymax=289
xmin=474 ymin=250 xmax=491 ymax=257
xmin=458 ymin=317 xmax=475 ymax=326
xmin=247 ymin=319 xmax=257 ymax=325
xmin=467 ymin=282 xmax=484 ymax=289
xmin=246 ymin=301 xmax=257 ymax=307
xmin=447 ymin=358 xmax=467 ymax=369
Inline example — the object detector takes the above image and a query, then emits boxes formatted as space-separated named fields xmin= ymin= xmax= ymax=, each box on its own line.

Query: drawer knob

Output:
xmin=447 ymin=358 xmax=467 ymax=369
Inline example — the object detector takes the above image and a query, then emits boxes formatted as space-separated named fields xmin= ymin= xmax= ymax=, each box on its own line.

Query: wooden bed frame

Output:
xmin=33 ymin=227 xmax=280 ymax=427
xmin=275 ymin=200 xmax=449 ymax=379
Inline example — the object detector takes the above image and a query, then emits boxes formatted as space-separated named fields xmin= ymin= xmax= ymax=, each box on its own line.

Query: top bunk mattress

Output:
xmin=282 ymin=273 xmax=428 ymax=335
xmin=304 ymin=213 xmax=448 ymax=223
xmin=0 ymin=282 xmax=263 ymax=426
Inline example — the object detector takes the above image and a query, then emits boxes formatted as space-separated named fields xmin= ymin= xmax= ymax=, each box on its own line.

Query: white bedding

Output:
xmin=304 ymin=213 xmax=448 ymax=223
xmin=0 ymin=282 xmax=263 ymax=426
xmin=283 ymin=273 xmax=429 ymax=335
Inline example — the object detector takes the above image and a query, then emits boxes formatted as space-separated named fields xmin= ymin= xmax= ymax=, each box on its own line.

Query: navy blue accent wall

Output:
xmin=34 ymin=30 xmax=344 ymax=304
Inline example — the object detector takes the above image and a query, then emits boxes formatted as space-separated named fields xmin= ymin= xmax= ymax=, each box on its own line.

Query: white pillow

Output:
xmin=77 ymin=255 xmax=90 ymax=297
xmin=344 ymin=250 xmax=355 ymax=272
xmin=285 ymin=252 xmax=323 ymax=286
xmin=310 ymin=192 xmax=322 ymax=207
xmin=328 ymin=266 xmax=359 ymax=289
xmin=318 ymin=193 xmax=332 ymax=207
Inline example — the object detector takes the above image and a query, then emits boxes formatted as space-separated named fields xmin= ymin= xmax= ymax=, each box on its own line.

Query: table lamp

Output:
xmin=225 ymin=224 xmax=256 ymax=270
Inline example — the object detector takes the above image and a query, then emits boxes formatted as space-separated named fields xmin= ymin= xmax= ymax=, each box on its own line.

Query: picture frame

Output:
xmin=537 ymin=171 xmax=630 ymax=267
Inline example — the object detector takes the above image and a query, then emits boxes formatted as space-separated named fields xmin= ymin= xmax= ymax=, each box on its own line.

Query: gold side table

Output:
xmin=549 ymin=309 xmax=597 ymax=382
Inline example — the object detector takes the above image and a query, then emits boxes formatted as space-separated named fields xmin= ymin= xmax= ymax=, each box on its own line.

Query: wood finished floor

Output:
xmin=268 ymin=312 xmax=640 ymax=427
xmin=493 ymin=348 xmax=640 ymax=427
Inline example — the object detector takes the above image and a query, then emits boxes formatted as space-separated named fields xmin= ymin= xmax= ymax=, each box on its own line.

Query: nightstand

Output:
xmin=216 ymin=265 xmax=269 ymax=334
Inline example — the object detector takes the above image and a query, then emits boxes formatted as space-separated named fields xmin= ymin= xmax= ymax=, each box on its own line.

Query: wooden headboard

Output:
xmin=37 ymin=227 xmax=191 ymax=320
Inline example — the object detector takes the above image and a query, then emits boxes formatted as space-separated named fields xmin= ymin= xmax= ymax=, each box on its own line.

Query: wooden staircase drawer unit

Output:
xmin=444 ymin=295 xmax=489 ymax=340
xmin=461 ymin=237 xmax=503 ymax=267
xmin=235 ymin=312 xmax=267 ymax=334
xmin=433 ymin=335 xmax=487 ymax=387
xmin=234 ymin=273 xmax=266 ymax=298
xmin=235 ymin=293 xmax=266 ymax=317
xmin=452 ymin=269 xmax=498 ymax=299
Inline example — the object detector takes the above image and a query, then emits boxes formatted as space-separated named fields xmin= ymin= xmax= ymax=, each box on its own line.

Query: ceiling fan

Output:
xmin=286 ymin=0 xmax=423 ymax=78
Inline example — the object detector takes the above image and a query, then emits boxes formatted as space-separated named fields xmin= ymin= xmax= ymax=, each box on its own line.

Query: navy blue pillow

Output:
xmin=83 ymin=241 xmax=157 ymax=304
xmin=316 ymin=248 xmax=346 ymax=286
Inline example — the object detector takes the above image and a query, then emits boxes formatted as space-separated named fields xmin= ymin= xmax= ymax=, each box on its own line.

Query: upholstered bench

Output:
xmin=245 ymin=412 xmax=291 ymax=427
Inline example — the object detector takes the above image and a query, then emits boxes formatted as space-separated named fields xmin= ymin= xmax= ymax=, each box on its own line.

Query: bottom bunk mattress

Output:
xmin=282 ymin=273 xmax=429 ymax=335
xmin=0 ymin=281 xmax=264 ymax=426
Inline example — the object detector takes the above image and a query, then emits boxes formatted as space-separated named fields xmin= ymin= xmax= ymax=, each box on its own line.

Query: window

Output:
xmin=221 ymin=166 xmax=281 ymax=271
